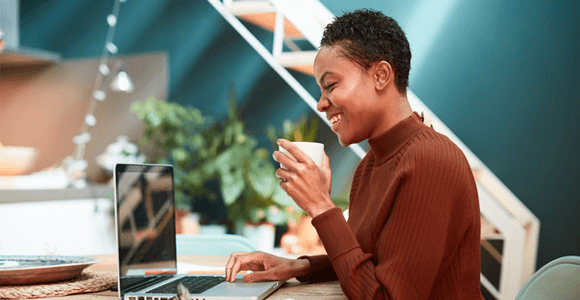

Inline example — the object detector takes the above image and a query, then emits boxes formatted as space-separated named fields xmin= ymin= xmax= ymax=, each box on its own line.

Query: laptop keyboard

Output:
xmin=121 ymin=275 xmax=173 ymax=293
xmin=148 ymin=276 xmax=225 ymax=294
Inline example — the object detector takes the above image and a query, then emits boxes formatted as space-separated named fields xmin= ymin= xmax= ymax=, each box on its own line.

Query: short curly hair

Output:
xmin=321 ymin=9 xmax=411 ymax=94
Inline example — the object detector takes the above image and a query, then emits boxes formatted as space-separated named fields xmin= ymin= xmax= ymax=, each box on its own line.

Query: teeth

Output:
xmin=329 ymin=114 xmax=341 ymax=125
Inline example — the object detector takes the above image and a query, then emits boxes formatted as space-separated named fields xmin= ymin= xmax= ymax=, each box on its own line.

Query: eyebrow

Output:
xmin=318 ymin=72 xmax=332 ymax=87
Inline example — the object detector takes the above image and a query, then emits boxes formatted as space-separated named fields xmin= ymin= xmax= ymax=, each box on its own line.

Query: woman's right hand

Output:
xmin=225 ymin=251 xmax=311 ymax=282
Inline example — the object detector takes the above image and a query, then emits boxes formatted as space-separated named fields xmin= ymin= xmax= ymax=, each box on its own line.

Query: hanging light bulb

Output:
xmin=111 ymin=63 xmax=134 ymax=93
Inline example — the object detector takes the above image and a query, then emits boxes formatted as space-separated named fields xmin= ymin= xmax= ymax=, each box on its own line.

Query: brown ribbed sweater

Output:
xmin=297 ymin=112 xmax=484 ymax=300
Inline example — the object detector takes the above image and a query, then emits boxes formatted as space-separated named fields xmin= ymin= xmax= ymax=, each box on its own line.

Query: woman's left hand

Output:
xmin=273 ymin=139 xmax=335 ymax=218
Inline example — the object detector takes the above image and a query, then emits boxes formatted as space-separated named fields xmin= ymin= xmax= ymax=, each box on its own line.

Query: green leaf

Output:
xmin=209 ymin=135 xmax=222 ymax=156
xmin=283 ymin=120 xmax=293 ymax=137
xmin=227 ymin=199 xmax=251 ymax=227
xmin=189 ymin=133 xmax=205 ymax=152
xmin=145 ymin=112 xmax=162 ymax=127
xmin=234 ymin=122 xmax=247 ymax=144
xmin=171 ymin=148 xmax=188 ymax=162
xmin=332 ymin=197 xmax=350 ymax=210
xmin=266 ymin=125 xmax=278 ymax=148
xmin=245 ymin=150 xmax=276 ymax=199
xmin=166 ymin=110 xmax=182 ymax=127
xmin=271 ymin=183 xmax=299 ymax=209
xmin=220 ymin=167 xmax=245 ymax=206
xmin=173 ymin=166 xmax=187 ymax=186
xmin=200 ymin=157 xmax=218 ymax=178
xmin=174 ymin=188 xmax=190 ymax=210
xmin=224 ymin=124 xmax=235 ymax=146
xmin=293 ymin=129 xmax=303 ymax=142
xmin=215 ymin=145 xmax=250 ymax=205
xmin=143 ymin=96 xmax=158 ymax=114
xmin=228 ymin=86 xmax=238 ymax=122
xmin=173 ymin=131 xmax=185 ymax=146
xmin=185 ymin=170 xmax=204 ymax=188
xmin=130 ymin=101 xmax=144 ymax=118
xmin=305 ymin=116 xmax=319 ymax=142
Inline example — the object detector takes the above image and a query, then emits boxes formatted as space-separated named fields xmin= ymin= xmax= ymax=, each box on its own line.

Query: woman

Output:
xmin=225 ymin=9 xmax=484 ymax=300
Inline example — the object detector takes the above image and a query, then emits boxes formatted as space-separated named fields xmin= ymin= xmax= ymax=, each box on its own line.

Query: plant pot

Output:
xmin=175 ymin=210 xmax=202 ymax=235
xmin=295 ymin=215 xmax=326 ymax=254
xmin=242 ymin=222 xmax=275 ymax=253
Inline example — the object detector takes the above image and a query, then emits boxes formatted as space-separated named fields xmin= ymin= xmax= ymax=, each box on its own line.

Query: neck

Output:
xmin=382 ymin=90 xmax=413 ymax=132
xmin=368 ymin=85 xmax=414 ymax=141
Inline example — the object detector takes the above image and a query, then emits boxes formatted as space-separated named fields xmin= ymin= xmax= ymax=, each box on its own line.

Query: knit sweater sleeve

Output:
xmin=306 ymin=136 xmax=477 ymax=300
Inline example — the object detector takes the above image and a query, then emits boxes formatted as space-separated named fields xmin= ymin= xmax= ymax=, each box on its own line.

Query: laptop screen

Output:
xmin=115 ymin=164 xmax=177 ymax=277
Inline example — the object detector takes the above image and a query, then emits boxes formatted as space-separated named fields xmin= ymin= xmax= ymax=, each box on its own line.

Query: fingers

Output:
xmin=275 ymin=139 xmax=314 ymax=168
xmin=322 ymin=151 xmax=330 ymax=170
xmin=225 ymin=252 xmax=297 ymax=283
xmin=225 ymin=252 xmax=244 ymax=282
xmin=225 ymin=251 xmax=267 ymax=282
xmin=273 ymin=150 xmax=298 ymax=172
xmin=243 ymin=270 xmax=277 ymax=282
xmin=322 ymin=151 xmax=332 ymax=193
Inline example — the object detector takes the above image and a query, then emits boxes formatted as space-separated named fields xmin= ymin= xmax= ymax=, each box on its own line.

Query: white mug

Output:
xmin=279 ymin=142 xmax=324 ymax=169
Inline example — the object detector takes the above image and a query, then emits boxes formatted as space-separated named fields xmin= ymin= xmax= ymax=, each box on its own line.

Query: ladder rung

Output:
xmin=277 ymin=51 xmax=318 ymax=76
xmin=225 ymin=1 xmax=276 ymax=15
xmin=227 ymin=1 xmax=305 ymax=39
xmin=277 ymin=50 xmax=317 ymax=67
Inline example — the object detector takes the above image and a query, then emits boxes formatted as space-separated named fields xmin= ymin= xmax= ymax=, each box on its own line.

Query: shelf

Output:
xmin=0 ymin=184 xmax=113 ymax=204
xmin=0 ymin=45 xmax=61 ymax=68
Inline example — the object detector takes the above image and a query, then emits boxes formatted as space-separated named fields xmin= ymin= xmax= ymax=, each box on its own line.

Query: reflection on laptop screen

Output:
xmin=115 ymin=164 xmax=177 ymax=277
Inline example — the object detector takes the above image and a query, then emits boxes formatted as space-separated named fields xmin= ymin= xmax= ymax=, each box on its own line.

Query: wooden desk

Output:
xmin=52 ymin=255 xmax=347 ymax=300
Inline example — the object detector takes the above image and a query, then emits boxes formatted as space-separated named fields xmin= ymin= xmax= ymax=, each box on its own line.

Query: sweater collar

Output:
xmin=368 ymin=111 xmax=427 ymax=163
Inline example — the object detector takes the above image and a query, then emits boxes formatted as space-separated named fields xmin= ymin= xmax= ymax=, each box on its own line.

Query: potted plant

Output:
xmin=130 ymin=89 xmax=304 ymax=250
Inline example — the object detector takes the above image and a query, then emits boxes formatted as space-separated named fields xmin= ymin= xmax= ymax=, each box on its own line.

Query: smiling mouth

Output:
xmin=328 ymin=114 xmax=342 ymax=130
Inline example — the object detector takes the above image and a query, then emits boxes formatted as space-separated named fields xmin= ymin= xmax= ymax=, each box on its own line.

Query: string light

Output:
xmin=85 ymin=114 xmax=97 ymax=126
xmin=106 ymin=42 xmax=118 ymax=54
xmin=99 ymin=64 xmax=110 ymax=75
xmin=67 ymin=0 xmax=128 ymax=189
xmin=73 ymin=132 xmax=92 ymax=145
xmin=107 ymin=15 xmax=117 ymax=27
xmin=93 ymin=90 xmax=106 ymax=101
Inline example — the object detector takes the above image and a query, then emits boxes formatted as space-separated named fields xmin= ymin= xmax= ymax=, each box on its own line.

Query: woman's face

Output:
xmin=314 ymin=45 xmax=385 ymax=146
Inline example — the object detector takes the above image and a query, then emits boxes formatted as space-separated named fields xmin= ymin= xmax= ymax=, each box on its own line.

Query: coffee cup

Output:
xmin=279 ymin=142 xmax=324 ymax=169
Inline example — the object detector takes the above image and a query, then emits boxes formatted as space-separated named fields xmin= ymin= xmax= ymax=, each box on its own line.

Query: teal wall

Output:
xmin=19 ymin=0 xmax=579 ymax=270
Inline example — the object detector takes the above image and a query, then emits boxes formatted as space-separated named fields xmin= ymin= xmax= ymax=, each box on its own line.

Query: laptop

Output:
xmin=113 ymin=163 xmax=284 ymax=300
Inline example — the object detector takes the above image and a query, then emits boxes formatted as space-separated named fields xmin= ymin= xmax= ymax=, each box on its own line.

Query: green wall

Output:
xmin=19 ymin=0 xmax=579 ymax=270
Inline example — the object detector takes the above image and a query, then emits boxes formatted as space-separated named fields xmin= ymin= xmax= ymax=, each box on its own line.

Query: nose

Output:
xmin=316 ymin=96 xmax=329 ymax=112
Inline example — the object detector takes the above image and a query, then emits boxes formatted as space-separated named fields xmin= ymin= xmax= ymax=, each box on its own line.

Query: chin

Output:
xmin=337 ymin=135 xmax=353 ymax=147
xmin=337 ymin=132 xmax=365 ymax=147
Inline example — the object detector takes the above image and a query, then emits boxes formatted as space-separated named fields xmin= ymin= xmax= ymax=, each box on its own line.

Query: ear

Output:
xmin=374 ymin=61 xmax=394 ymax=91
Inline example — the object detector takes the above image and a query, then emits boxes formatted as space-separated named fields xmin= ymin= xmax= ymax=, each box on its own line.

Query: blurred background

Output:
xmin=1 ymin=0 xmax=578 ymax=280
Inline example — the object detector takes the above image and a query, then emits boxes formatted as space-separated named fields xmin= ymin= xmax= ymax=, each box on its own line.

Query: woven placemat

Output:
xmin=0 ymin=270 xmax=117 ymax=299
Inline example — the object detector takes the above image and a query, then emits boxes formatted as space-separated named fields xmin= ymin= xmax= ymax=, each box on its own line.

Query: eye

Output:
xmin=325 ymin=83 xmax=335 ymax=91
